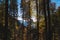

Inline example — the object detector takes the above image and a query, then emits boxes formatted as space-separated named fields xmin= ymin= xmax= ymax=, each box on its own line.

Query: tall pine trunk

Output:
xmin=43 ymin=0 xmax=48 ymax=40
xmin=5 ymin=0 xmax=9 ymax=40
xmin=47 ymin=0 xmax=52 ymax=40
xmin=36 ymin=0 xmax=39 ymax=40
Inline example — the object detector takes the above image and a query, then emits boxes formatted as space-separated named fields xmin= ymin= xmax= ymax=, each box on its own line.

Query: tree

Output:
xmin=0 ymin=0 xmax=18 ymax=40
xmin=52 ymin=7 xmax=60 ymax=40
xmin=9 ymin=0 xmax=18 ymax=40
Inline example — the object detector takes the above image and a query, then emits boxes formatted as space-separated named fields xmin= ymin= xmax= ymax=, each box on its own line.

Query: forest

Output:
xmin=0 ymin=0 xmax=60 ymax=40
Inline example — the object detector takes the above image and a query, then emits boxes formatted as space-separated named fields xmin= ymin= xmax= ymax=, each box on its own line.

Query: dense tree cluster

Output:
xmin=0 ymin=0 xmax=60 ymax=40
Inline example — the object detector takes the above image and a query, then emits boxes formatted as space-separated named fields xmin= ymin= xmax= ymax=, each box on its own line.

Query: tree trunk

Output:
xmin=5 ymin=0 xmax=9 ymax=40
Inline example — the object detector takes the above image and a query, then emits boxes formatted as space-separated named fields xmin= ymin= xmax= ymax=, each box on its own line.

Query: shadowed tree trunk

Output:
xmin=36 ymin=0 xmax=39 ymax=40
xmin=47 ymin=0 xmax=52 ymax=40
xmin=43 ymin=0 xmax=52 ymax=40
xmin=5 ymin=0 xmax=9 ymax=40
xmin=43 ymin=0 xmax=48 ymax=40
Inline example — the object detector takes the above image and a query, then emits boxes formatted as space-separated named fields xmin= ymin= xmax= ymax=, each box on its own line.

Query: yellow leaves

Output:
xmin=15 ymin=22 xmax=19 ymax=30
xmin=16 ymin=26 xmax=19 ymax=30
xmin=39 ymin=16 xmax=45 ymax=33
xmin=39 ymin=16 xmax=45 ymax=26
xmin=30 ymin=0 xmax=37 ymax=17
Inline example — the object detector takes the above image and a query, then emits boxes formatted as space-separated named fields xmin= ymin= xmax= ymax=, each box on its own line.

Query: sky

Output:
xmin=17 ymin=0 xmax=22 ymax=20
xmin=51 ymin=0 xmax=60 ymax=8
xmin=17 ymin=0 xmax=60 ymax=20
